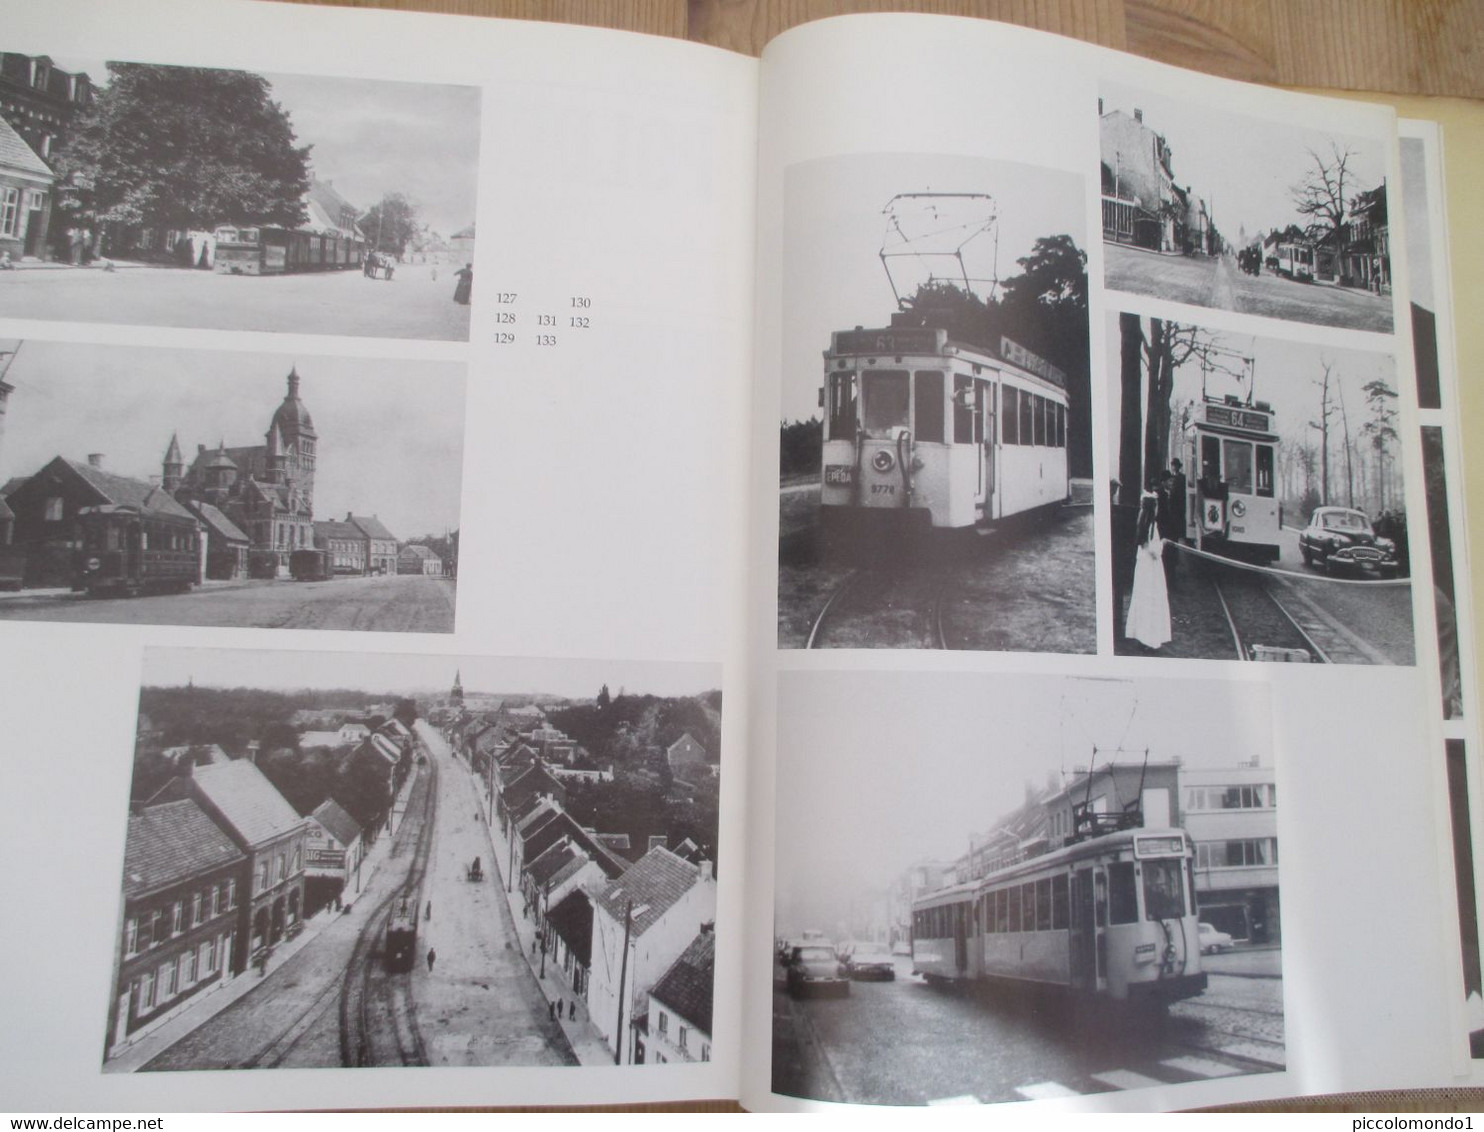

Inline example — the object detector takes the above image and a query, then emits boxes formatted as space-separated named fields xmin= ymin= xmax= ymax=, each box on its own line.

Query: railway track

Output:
xmin=805 ymin=568 xmax=951 ymax=650
xmin=1169 ymin=995 xmax=1287 ymax=1071
xmin=1211 ymin=571 xmax=1329 ymax=663
xmin=341 ymin=755 xmax=439 ymax=1067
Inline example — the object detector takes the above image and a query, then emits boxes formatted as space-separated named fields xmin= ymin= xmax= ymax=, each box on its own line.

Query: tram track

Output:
xmin=1211 ymin=570 xmax=1329 ymax=663
xmin=805 ymin=567 xmax=952 ymax=650
xmin=341 ymin=753 xmax=438 ymax=1067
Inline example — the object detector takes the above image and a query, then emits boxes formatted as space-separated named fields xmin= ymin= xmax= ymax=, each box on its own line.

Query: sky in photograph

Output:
xmin=141 ymin=647 xmax=720 ymax=702
xmin=780 ymin=153 xmax=1088 ymax=424
xmin=0 ymin=339 xmax=465 ymax=540
xmin=1101 ymin=314 xmax=1399 ymax=463
xmin=47 ymin=59 xmax=480 ymax=240
xmin=773 ymin=670 xmax=1270 ymax=933
xmin=1100 ymin=82 xmax=1387 ymax=252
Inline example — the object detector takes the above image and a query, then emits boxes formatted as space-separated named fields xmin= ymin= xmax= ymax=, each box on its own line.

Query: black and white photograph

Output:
xmin=1099 ymin=84 xmax=1393 ymax=334
xmin=1401 ymin=135 xmax=1443 ymax=410
xmin=1106 ymin=312 xmax=1414 ymax=664
xmin=771 ymin=669 xmax=1284 ymax=1105
xmin=777 ymin=154 xmax=1095 ymax=653
xmin=1422 ymin=427 xmax=1464 ymax=717
xmin=1444 ymin=739 xmax=1484 ymax=1056
xmin=104 ymin=648 xmax=721 ymax=1071
xmin=0 ymin=54 xmax=479 ymax=340
xmin=0 ymin=340 xmax=464 ymax=632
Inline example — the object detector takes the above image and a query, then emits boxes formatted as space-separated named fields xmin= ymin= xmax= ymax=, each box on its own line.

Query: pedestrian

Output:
xmin=425 ymin=899 xmax=432 ymax=921
xmin=548 ymin=1000 xmax=556 ymax=1021
xmin=568 ymin=1000 xmax=576 ymax=1021
xmin=453 ymin=262 xmax=473 ymax=305
xmin=1125 ymin=490 xmax=1171 ymax=652
xmin=531 ymin=938 xmax=537 ymax=956
xmin=427 ymin=947 xmax=436 ymax=972
xmin=556 ymin=997 xmax=564 ymax=1020
xmin=1156 ymin=471 xmax=1180 ymax=583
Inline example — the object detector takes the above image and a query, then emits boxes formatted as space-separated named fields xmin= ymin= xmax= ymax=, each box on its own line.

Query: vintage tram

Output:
xmin=1272 ymin=241 xmax=1314 ymax=282
xmin=818 ymin=323 xmax=1071 ymax=539
xmin=911 ymin=825 xmax=1207 ymax=1006
xmin=290 ymin=548 xmax=333 ymax=582
xmin=74 ymin=503 xmax=200 ymax=596
xmin=384 ymin=893 xmax=419 ymax=974
xmin=1181 ymin=394 xmax=1282 ymax=563
xmin=213 ymin=225 xmax=365 ymax=276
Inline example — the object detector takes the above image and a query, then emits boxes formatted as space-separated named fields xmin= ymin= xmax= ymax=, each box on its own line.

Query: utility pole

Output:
xmin=613 ymin=900 xmax=633 ymax=1066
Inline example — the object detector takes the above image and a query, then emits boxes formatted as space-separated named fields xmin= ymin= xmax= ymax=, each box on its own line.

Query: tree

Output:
xmin=361 ymin=192 xmax=422 ymax=257
xmin=597 ymin=684 xmax=611 ymax=711
xmin=1290 ymin=142 xmax=1356 ymax=260
xmin=1362 ymin=379 xmax=1400 ymax=511
xmin=55 ymin=64 xmax=310 ymax=233
xmin=1309 ymin=356 xmax=1337 ymax=506
xmin=779 ymin=418 xmax=822 ymax=477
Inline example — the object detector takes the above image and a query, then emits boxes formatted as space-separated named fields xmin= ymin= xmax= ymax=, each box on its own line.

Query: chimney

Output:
xmin=1097 ymin=97 xmax=1103 ymax=115
xmin=246 ymin=740 xmax=260 ymax=764
xmin=87 ymin=453 xmax=104 ymax=468
xmin=648 ymin=835 xmax=667 ymax=853
xmin=1134 ymin=108 xmax=1143 ymax=123
xmin=198 ymin=444 xmax=207 ymax=456
xmin=699 ymin=860 xmax=713 ymax=882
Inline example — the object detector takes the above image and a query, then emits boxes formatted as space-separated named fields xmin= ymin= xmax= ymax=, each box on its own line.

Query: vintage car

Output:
xmin=785 ymin=944 xmax=850 ymax=997
xmin=843 ymin=943 xmax=897 ymax=981
xmin=1198 ymin=922 xmax=1235 ymax=954
xmin=1299 ymin=507 xmax=1399 ymax=577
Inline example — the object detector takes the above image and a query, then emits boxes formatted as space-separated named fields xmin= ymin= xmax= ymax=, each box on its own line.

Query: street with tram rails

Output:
xmin=773 ymin=948 xmax=1284 ymax=1105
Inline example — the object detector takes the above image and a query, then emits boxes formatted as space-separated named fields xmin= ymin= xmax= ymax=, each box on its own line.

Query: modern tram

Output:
xmin=911 ymin=826 xmax=1207 ymax=1006
xmin=818 ymin=322 xmax=1071 ymax=539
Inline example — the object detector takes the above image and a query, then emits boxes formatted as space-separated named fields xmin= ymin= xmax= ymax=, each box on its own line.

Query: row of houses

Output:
xmin=443 ymin=696 xmax=717 ymax=1064
xmin=108 ymin=715 xmax=418 ymax=1057
xmin=1099 ymin=102 xmax=1221 ymax=257
xmin=885 ymin=758 xmax=1280 ymax=951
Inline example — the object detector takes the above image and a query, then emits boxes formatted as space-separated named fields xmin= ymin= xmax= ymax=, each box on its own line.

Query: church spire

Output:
xmin=162 ymin=432 xmax=183 ymax=492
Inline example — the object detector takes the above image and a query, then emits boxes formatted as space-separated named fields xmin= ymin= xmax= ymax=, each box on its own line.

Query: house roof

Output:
xmin=545 ymin=890 xmax=593 ymax=965
xmin=123 ymin=799 xmax=245 ymax=900
xmin=189 ymin=759 xmax=304 ymax=847
xmin=595 ymin=846 xmax=704 ymax=938
xmin=310 ymin=798 xmax=361 ymax=844
xmin=186 ymin=500 xmax=249 ymax=544
xmin=53 ymin=457 xmax=196 ymax=521
xmin=0 ymin=113 xmax=51 ymax=179
xmin=349 ymin=514 xmax=397 ymax=542
xmin=400 ymin=544 xmax=437 ymax=560
xmin=527 ymin=839 xmax=581 ymax=888
xmin=314 ymin=518 xmax=362 ymax=541
xmin=302 ymin=180 xmax=364 ymax=239
xmin=359 ymin=733 xmax=401 ymax=765
xmin=649 ymin=930 xmax=715 ymax=1036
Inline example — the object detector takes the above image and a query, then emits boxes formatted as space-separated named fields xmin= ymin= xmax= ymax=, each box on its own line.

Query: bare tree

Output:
xmin=1140 ymin=319 xmax=1205 ymax=485
xmin=1309 ymin=356 xmax=1337 ymax=505
xmin=1337 ymin=381 xmax=1355 ymax=508
xmin=1362 ymin=378 xmax=1400 ymax=511
xmin=1291 ymin=142 xmax=1357 ymax=268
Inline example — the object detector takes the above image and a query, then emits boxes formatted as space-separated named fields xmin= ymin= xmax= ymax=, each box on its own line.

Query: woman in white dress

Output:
xmin=1125 ymin=490 xmax=1171 ymax=651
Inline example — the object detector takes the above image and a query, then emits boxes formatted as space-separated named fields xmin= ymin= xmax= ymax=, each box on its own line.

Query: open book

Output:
xmin=1 ymin=0 xmax=1479 ymax=1114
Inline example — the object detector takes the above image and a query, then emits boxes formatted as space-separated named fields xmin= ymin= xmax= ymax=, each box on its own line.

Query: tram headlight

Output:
xmin=871 ymin=449 xmax=896 ymax=473
xmin=85 ymin=557 xmax=101 ymax=572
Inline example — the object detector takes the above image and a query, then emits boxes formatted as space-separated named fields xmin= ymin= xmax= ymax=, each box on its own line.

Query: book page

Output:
xmin=744 ymin=13 xmax=1462 ymax=1112
xmin=0 ymin=0 xmax=757 ymax=1111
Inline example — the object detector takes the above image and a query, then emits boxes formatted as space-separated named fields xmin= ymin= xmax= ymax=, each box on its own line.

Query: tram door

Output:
xmin=979 ymin=379 xmax=995 ymax=519
xmin=954 ymin=904 xmax=969 ymax=976
xmin=1070 ymin=868 xmax=1098 ymax=991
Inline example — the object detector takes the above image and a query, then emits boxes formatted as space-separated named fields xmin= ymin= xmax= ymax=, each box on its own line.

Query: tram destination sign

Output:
xmin=1204 ymin=403 xmax=1271 ymax=432
xmin=833 ymin=327 xmax=945 ymax=355
xmin=1000 ymin=336 xmax=1066 ymax=388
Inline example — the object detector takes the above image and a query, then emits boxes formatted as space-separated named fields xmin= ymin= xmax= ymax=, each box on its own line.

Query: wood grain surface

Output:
xmin=274 ymin=0 xmax=1484 ymax=97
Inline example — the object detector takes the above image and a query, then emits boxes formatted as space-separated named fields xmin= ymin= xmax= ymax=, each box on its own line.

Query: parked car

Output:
xmin=1299 ymin=507 xmax=1399 ymax=577
xmin=844 ymin=943 xmax=896 ymax=981
xmin=1198 ymin=922 xmax=1234 ymax=954
xmin=785 ymin=944 xmax=850 ymax=997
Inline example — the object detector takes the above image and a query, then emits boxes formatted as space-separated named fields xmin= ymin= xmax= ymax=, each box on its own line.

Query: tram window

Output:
xmin=1052 ymin=874 xmax=1069 ymax=930
xmin=827 ymin=373 xmax=857 ymax=441
xmin=974 ymin=380 xmax=988 ymax=444
xmin=1201 ymin=436 xmax=1221 ymax=484
xmin=1108 ymin=862 xmax=1138 ymax=924
xmin=1057 ymin=403 xmax=1067 ymax=448
xmin=914 ymin=371 xmax=945 ymax=443
xmin=862 ymin=370 xmax=910 ymax=435
xmin=1020 ymin=392 xmax=1035 ymax=445
xmin=1002 ymin=386 xmax=1019 ymax=444
xmin=1022 ymin=882 xmax=1037 ymax=928
xmin=1223 ymin=440 xmax=1254 ymax=493
xmin=952 ymin=375 xmax=973 ymax=443
xmin=1007 ymin=886 xmax=1022 ymax=932
xmin=1143 ymin=859 xmax=1187 ymax=920
xmin=1036 ymin=878 xmax=1052 ymax=931
xmin=1256 ymin=445 xmax=1275 ymax=497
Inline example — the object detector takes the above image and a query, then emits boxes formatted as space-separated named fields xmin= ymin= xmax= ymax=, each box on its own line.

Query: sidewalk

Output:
xmin=104 ymin=770 xmax=418 ymax=1072
xmin=461 ymin=756 xmax=615 ymax=1065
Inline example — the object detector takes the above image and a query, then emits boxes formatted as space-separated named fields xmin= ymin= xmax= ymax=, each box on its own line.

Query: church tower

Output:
xmin=451 ymin=670 xmax=465 ymax=707
xmin=267 ymin=367 xmax=316 ymax=514
xmin=162 ymin=432 xmax=183 ymax=492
